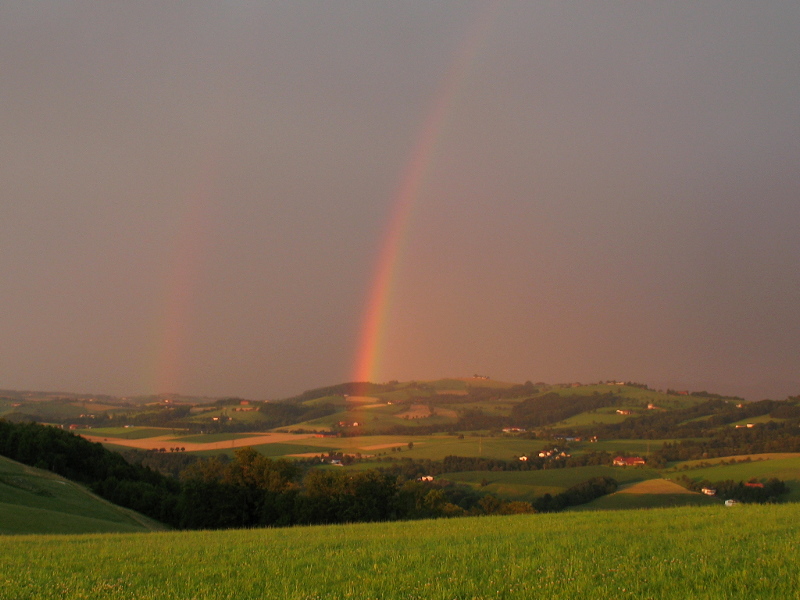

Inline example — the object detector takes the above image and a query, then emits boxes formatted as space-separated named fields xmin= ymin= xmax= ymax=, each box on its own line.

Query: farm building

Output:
xmin=612 ymin=456 xmax=646 ymax=466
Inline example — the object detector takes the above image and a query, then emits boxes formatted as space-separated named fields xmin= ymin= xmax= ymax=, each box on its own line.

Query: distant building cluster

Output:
xmin=538 ymin=448 xmax=571 ymax=460
xmin=612 ymin=456 xmax=646 ymax=466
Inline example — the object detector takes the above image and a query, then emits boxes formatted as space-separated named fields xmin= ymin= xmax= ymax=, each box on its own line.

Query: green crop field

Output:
xmin=551 ymin=410 xmax=632 ymax=428
xmin=0 ymin=456 xmax=166 ymax=535
xmin=568 ymin=438 xmax=681 ymax=457
xmin=76 ymin=427 xmax=180 ymax=440
xmin=2 ymin=504 xmax=798 ymax=599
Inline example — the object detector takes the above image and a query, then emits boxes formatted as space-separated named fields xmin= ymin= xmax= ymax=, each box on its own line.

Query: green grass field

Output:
xmin=728 ymin=414 xmax=784 ymax=427
xmin=0 ymin=456 xmax=166 ymax=535
xmin=1 ymin=504 xmax=798 ymax=599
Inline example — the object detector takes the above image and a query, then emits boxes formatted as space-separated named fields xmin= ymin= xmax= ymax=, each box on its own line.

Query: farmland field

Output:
xmin=80 ymin=432 xmax=316 ymax=452
xmin=2 ymin=504 xmax=798 ymax=599
xmin=75 ymin=427 xmax=182 ymax=440
xmin=171 ymin=432 xmax=252 ymax=443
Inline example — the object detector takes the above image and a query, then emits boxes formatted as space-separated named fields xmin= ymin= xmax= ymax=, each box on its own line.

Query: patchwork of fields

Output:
xmin=76 ymin=426 xmax=682 ymax=463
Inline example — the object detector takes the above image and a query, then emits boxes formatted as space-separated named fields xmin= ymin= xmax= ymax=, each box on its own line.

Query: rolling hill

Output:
xmin=0 ymin=455 xmax=168 ymax=535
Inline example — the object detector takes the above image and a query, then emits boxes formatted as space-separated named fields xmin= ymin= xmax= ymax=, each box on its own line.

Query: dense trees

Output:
xmin=533 ymin=477 xmax=618 ymax=512
xmin=654 ymin=422 xmax=800 ymax=462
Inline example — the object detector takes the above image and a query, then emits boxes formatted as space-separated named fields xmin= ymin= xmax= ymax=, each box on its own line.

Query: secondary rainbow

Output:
xmin=149 ymin=156 xmax=218 ymax=395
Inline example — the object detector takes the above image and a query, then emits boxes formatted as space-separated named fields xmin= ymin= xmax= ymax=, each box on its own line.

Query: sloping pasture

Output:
xmin=0 ymin=456 xmax=166 ymax=535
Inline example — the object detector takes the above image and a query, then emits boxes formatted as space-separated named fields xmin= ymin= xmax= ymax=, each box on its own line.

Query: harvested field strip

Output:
xmin=80 ymin=433 xmax=315 ymax=452
xmin=616 ymin=479 xmax=696 ymax=494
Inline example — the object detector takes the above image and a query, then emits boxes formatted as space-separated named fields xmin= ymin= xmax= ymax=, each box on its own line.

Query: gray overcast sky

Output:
xmin=1 ymin=1 xmax=799 ymax=400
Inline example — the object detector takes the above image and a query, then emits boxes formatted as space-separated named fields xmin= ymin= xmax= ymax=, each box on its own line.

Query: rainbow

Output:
xmin=352 ymin=4 xmax=499 ymax=387
xmin=149 ymin=157 xmax=218 ymax=395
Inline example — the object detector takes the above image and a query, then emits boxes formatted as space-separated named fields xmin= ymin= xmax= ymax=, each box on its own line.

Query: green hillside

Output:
xmin=0 ymin=456 xmax=167 ymax=535
xmin=1 ymin=504 xmax=797 ymax=599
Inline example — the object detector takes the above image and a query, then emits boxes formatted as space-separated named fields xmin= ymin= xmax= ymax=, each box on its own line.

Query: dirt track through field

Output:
xmin=80 ymin=432 xmax=315 ymax=452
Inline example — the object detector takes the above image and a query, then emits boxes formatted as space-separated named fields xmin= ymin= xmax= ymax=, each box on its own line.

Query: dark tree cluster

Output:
xmin=533 ymin=477 xmax=618 ymax=512
xmin=511 ymin=393 xmax=621 ymax=428
xmin=654 ymin=422 xmax=800 ymax=462
xmin=174 ymin=449 xmax=531 ymax=528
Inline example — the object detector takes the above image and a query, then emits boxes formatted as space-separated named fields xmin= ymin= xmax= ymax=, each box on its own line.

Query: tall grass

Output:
xmin=2 ymin=503 xmax=798 ymax=599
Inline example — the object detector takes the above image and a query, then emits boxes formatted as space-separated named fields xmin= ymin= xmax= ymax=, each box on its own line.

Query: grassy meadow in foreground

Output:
xmin=2 ymin=504 xmax=799 ymax=600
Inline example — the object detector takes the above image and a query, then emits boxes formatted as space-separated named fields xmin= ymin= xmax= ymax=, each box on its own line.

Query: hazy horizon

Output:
xmin=2 ymin=2 xmax=799 ymax=402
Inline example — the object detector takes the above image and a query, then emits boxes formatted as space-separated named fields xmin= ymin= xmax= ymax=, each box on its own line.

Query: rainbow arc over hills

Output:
xmin=351 ymin=4 xmax=498 ymax=388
